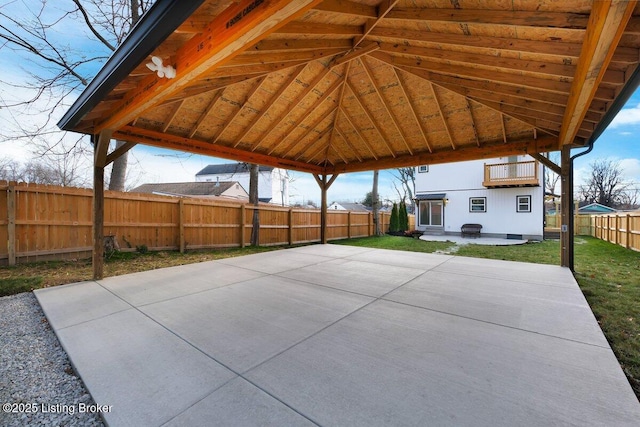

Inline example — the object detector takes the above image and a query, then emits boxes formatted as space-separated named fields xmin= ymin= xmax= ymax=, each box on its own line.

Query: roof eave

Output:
xmin=57 ymin=0 xmax=207 ymax=133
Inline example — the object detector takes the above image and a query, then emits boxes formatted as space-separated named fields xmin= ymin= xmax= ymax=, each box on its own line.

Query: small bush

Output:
xmin=389 ymin=203 xmax=399 ymax=232
xmin=136 ymin=244 xmax=149 ymax=254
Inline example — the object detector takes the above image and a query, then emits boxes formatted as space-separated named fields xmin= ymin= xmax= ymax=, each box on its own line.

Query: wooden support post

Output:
xmin=240 ymin=204 xmax=246 ymax=248
xmin=314 ymin=173 xmax=339 ymax=244
xmin=93 ymin=130 xmax=111 ymax=280
xmin=7 ymin=183 xmax=16 ymax=266
xmin=179 ymin=199 xmax=185 ymax=253
xmin=288 ymin=208 xmax=294 ymax=246
xmin=347 ymin=211 xmax=352 ymax=239
xmin=560 ymin=145 xmax=574 ymax=271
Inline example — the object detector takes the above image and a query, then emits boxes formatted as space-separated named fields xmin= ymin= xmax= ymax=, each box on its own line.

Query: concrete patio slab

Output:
xmin=100 ymin=262 xmax=266 ymax=306
xmin=141 ymin=275 xmax=372 ymax=372
xmin=35 ymin=245 xmax=640 ymax=426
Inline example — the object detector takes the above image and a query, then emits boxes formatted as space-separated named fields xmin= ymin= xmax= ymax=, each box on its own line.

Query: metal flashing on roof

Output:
xmin=415 ymin=193 xmax=446 ymax=201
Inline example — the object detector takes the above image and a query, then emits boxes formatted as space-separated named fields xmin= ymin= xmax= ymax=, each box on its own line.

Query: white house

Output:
xmin=195 ymin=163 xmax=289 ymax=206
xmin=328 ymin=202 xmax=370 ymax=212
xmin=414 ymin=155 xmax=544 ymax=240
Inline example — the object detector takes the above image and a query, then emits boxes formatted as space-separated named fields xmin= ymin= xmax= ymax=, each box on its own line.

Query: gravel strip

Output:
xmin=0 ymin=292 xmax=104 ymax=427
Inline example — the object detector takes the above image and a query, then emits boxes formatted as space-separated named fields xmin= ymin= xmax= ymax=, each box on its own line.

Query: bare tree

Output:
xmin=579 ymin=159 xmax=629 ymax=208
xmin=391 ymin=167 xmax=415 ymax=203
xmin=0 ymin=0 xmax=152 ymax=190
xmin=544 ymin=153 xmax=561 ymax=198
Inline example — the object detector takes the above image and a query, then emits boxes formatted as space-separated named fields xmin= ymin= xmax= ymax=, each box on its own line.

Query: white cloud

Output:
xmin=609 ymin=103 xmax=640 ymax=128
xmin=619 ymin=158 xmax=640 ymax=182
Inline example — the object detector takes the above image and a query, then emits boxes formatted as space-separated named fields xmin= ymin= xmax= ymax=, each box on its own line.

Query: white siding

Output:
xmin=196 ymin=168 xmax=289 ymax=205
xmin=414 ymin=155 xmax=544 ymax=239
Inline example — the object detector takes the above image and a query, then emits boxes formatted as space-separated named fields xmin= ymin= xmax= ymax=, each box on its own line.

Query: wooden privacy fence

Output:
xmin=545 ymin=213 xmax=594 ymax=236
xmin=591 ymin=213 xmax=640 ymax=252
xmin=1 ymin=181 xmax=413 ymax=265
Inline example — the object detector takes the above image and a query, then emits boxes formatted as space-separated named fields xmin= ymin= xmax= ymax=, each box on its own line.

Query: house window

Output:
xmin=418 ymin=165 xmax=429 ymax=173
xmin=517 ymin=195 xmax=531 ymax=213
xmin=469 ymin=197 xmax=486 ymax=213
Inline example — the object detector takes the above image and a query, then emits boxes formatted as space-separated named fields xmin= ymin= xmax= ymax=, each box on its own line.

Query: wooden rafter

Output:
xmin=212 ymin=77 xmax=265 ymax=144
xmin=189 ymin=89 xmax=224 ymax=138
xmin=430 ymin=83 xmax=456 ymax=150
xmin=500 ymin=114 xmax=507 ymax=144
xmin=339 ymin=107 xmax=379 ymax=160
xmin=297 ymin=127 xmax=334 ymax=161
xmin=105 ymin=141 xmax=136 ymax=166
xmin=466 ymin=99 xmax=480 ymax=147
xmin=334 ymin=124 xmax=363 ymax=162
xmin=96 ymin=0 xmax=324 ymax=132
xmin=331 ymin=42 xmax=380 ymax=68
xmin=268 ymin=78 xmax=343 ymax=155
xmin=393 ymin=68 xmax=432 ymax=153
xmin=560 ymin=0 xmax=635 ymax=146
xmin=277 ymin=21 xmax=362 ymax=36
xmin=250 ymin=38 xmax=353 ymax=52
xmin=224 ymin=47 xmax=348 ymax=66
xmin=313 ymin=0 xmax=376 ymax=18
xmin=354 ymin=0 xmax=399 ymax=47
xmin=114 ymin=125 xmax=324 ymax=174
xmin=346 ymin=80 xmax=395 ymax=156
xmin=162 ymin=99 xmax=185 ymax=132
xmin=254 ymin=65 xmax=335 ymax=152
xmin=360 ymin=57 xmax=413 ymax=155
xmin=232 ymin=64 xmax=307 ymax=148
xmin=281 ymin=105 xmax=340 ymax=158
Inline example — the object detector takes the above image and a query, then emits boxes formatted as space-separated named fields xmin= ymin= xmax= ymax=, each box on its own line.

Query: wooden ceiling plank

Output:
xmin=276 ymin=21 xmax=362 ymax=36
xmin=313 ymin=0 xmax=377 ymax=18
xmin=346 ymin=80 xmax=395 ymax=157
xmin=360 ymin=57 xmax=413 ymax=155
xmin=430 ymin=83 xmax=456 ymax=150
xmin=96 ymin=0 xmax=324 ymax=133
xmin=114 ymin=126 xmax=324 ymax=174
xmin=386 ymin=8 xmax=590 ymax=29
xmin=296 ymin=127 xmax=334 ymax=161
xmin=253 ymin=65 xmax=334 ymax=152
xmin=378 ymin=42 xmax=576 ymax=80
xmin=371 ymin=51 xmax=574 ymax=95
xmin=225 ymin=47 xmax=348 ymax=66
xmin=164 ymin=75 xmax=258 ymax=105
xmin=340 ymin=106 xmax=379 ymax=160
xmin=232 ymin=64 xmax=307 ymax=148
xmin=161 ymin=99 xmax=185 ymax=133
xmin=369 ymin=27 xmax=585 ymax=58
xmin=354 ymin=0 xmax=400 ymax=47
xmin=393 ymin=68 xmax=433 ymax=153
xmin=250 ymin=38 xmax=353 ymax=52
xmin=335 ymin=124 xmax=362 ymax=162
xmin=329 ymin=137 xmax=350 ymax=165
xmin=559 ymin=0 xmax=635 ymax=146
xmin=189 ymin=89 xmax=224 ymax=138
xmin=327 ymin=136 xmax=559 ymax=174
xmin=268 ymin=78 xmax=343 ymax=155
xmin=212 ymin=77 xmax=266 ymax=144
xmin=331 ymin=42 xmax=380 ymax=68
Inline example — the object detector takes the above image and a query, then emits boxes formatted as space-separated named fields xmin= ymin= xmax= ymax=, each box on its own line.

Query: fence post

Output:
xmin=347 ymin=211 xmax=352 ymax=239
xmin=368 ymin=212 xmax=372 ymax=236
xmin=288 ymin=208 xmax=293 ymax=246
xmin=240 ymin=204 xmax=246 ymax=248
xmin=626 ymin=214 xmax=631 ymax=249
xmin=7 ymin=183 xmax=16 ymax=265
xmin=179 ymin=199 xmax=185 ymax=253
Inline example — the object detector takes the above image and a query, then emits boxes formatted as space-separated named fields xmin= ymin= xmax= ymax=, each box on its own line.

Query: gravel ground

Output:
xmin=0 ymin=292 xmax=104 ymax=427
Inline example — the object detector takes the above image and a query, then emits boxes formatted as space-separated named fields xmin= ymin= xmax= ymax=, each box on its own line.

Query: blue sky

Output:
xmin=1 ymin=1 xmax=639 ymax=204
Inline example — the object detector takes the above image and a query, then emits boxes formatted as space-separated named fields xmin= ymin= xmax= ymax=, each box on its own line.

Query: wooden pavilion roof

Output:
xmin=59 ymin=0 xmax=640 ymax=175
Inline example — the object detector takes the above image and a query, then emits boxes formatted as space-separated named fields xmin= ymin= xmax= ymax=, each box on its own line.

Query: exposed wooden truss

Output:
xmin=64 ymin=0 xmax=640 ymax=175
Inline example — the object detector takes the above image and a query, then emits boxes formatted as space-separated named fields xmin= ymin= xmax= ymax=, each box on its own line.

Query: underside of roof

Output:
xmin=59 ymin=0 xmax=640 ymax=175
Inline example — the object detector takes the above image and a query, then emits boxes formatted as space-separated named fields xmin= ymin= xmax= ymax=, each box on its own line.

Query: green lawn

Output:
xmin=334 ymin=235 xmax=640 ymax=398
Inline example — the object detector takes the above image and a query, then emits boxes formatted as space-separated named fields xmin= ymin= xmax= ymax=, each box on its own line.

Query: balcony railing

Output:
xmin=483 ymin=160 xmax=540 ymax=188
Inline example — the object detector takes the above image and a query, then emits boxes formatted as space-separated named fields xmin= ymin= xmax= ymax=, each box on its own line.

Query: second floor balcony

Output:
xmin=483 ymin=160 xmax=540 ymax=188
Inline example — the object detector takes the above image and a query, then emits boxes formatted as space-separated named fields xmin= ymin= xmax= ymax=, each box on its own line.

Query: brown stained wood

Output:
xmin=560 ymin=0 xmax=635 ymax=146
xmin=313 ymin=0 xmax=376 ymax=18
xmin=500 ymin=114 xmax=507 ymax=143
xmin=346 ymin=81 xmax=396 ymax=157
xmin=227 ymin=47 xmax=348 ymax=66
xmin=331 ymin=42 xmax=380 ymax=68
xmin=354 ymin=0 xmax=400 ymax=47
xmin=466 ymin=99 xmax=480 ymax=147
xmin=212 ymin=77 xmax=265 ymax=144
xmin=96 ymin=0 xmax=324 ymax=132
xmin=334 ymin=124 xmax=363 ymax=162
xmin=280 ymin=105 xmax=339 ymax=158
xmin=113 ymin=126 xmax=325 ymax=174
xmin=277 ymin=21 xmax=362 ymax=36
xmin=232 ymin=64 xmax=307 ymax=147
xmin=250 ymin=38 xmax=353 ymax=52
xmin=105 ymin=141 xmax=137 ymax=166
xmin=360 ymin=57 xmax=413 ymax=155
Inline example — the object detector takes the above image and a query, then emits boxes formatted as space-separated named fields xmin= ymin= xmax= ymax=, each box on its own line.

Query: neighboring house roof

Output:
xmin=330 ymin=202 xmax=370 ymax=212
xmin=131 ymin=181 xmax=246 ymax=197
xmin=415 ymin=193 xmax=447 ymax=200
xmin=195 ymin=163 xmax=274 ymax=176
xmin=578 ymin=203 xmax=617 ymax=214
